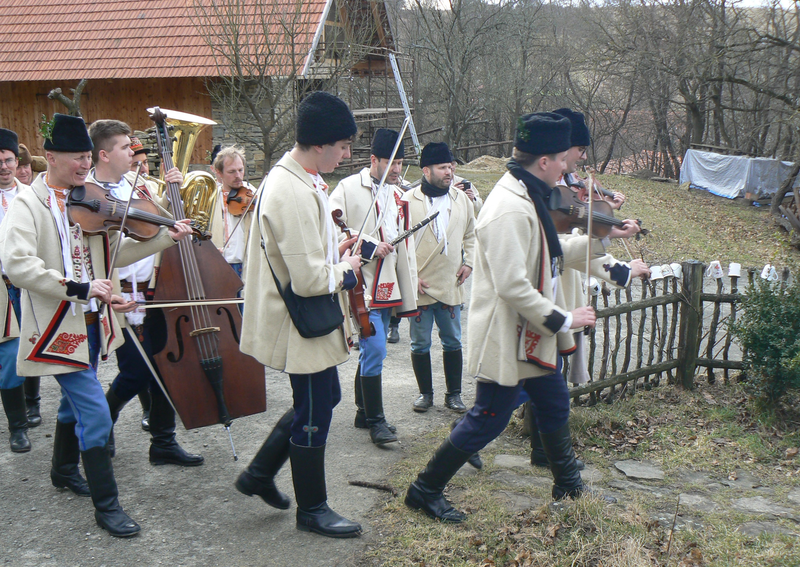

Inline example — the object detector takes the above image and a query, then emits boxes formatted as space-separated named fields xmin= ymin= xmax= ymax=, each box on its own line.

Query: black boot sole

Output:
xmin=296 ymin=522 xmax=362 ymax=538
xmin=95 ymin=512 xmax=141 ymax=538
xmin=150 ymin=457 xmax=205 ymax=467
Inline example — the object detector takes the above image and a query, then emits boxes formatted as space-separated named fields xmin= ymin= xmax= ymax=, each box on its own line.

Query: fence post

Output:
xmin=677 ymin=260 xmax=704 ymax=390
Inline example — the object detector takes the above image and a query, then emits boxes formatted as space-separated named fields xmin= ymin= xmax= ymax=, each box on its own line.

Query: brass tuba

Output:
xmin=147 ymin=108 xmax=219 ymax=233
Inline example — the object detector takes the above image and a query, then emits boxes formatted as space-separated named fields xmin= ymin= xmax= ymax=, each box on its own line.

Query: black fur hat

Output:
xmin=419 ymin=142 xmax=453 ymax=168
xmin=552 ymin=108 xmax=591 ymax=147
xmin=514 ymin=112 xmax=572 ymax=156
xmin=0 ymin=128 xmax=19 ymax=156
xmin=43 ymin=114 xmax=93 ymax=153
xmin=371 ymin=128 xmax=404 ymax=160
xmin=296 ymin=91 xmax=357 ymax=146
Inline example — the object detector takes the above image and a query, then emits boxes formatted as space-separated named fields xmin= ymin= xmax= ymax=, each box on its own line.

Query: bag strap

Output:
xmin=255 ymin=200 xmax=289 ymax=302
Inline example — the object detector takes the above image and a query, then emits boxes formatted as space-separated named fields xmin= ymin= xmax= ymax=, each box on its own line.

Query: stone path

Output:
xmin=486 ymin=454 xmax=800 ymax=537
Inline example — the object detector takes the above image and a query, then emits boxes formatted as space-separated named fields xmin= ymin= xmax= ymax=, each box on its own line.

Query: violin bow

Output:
xmin=585 ymin=173 xmax=596 ymax=307
xmin=353 ymin=116 xmax=411 ymax=254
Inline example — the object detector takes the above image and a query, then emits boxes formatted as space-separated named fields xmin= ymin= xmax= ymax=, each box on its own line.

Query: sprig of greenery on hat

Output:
xmin=516 ymin=116 xmax=530 ymax=142
xmin=39 ymin=114 xmax=56 ymax=143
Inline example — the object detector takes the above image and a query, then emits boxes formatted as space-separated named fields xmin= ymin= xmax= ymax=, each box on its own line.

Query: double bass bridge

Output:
xmin=189 ymin=326 xmax=221 ymax=338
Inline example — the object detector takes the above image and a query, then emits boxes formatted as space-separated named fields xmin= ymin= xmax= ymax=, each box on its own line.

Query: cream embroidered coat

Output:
xmin=466 ymin=172 xmax=604 ymax=386
xmin=329 ymin=169 xmax=417 ymax=316
xmin=0 ymin=175 xmax=177 ymax=376
xmin=0 ymin=178 xmax=30 ymax=344
xmin=239 ymin=153 xmax=355 ymax=375
xmin=403 ymin=185 xmax=476 ymax=307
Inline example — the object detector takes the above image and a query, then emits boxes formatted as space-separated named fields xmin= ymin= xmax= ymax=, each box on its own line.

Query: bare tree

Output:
xmin=190 ymin=0 xmax=377 ymax=173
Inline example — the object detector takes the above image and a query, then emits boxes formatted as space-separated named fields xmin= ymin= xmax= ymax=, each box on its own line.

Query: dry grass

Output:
xmin=361 ymin=382 xmax=800 ymax=566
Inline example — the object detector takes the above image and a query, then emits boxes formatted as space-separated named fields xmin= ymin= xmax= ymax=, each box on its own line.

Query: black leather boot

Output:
xmin=405 ymin=437 xmax=471 ymax=523
xmin=443 ymin=349 xmax=467 ymax=412
xmin=2 ymin=385 xmax=31 ymax=452
xmin=235 ymin=408 xmax=293 ymax=510
xmin=289 ymin=442 xmax=362 ymax=538
xmin=105 ymin=388 xmax=128 ymax=458
xmin=523 ymin=402 xmax=584 ymax=470
xmin=148 ymin=387 xmax=204 ymax=466
xmin=540 ymin=423 xmax=614 ymax=503
xmin=361 ymin=374 xmax=397 ymax=445
xmin=411 ymin=351 xmax=434 ymax=412
xmin=24 ymin=377 xmax=42 ymax=428
xmin=387 ymin=324 xmax=400 ymax=344
xmin=354 ymin=368 xmax=396 ymax=433
xmin=50 ymin=420 xmax=90 ymax=496
xmin=138 ymin=389 xmax=151 ymax=431
xmin=81 ymin=444 xmax=141 ymax=537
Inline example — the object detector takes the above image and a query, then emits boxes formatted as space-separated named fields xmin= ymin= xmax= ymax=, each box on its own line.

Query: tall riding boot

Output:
xmin=50 ymin=420 xmax=90 ymax=496
xmin=138 ymin=389 xmax=151 ymax=432
xmin=81 ymin=444 xmax=140 ymax=537
xmin=411 ymin=352 xmax=434 ymax=412
xmin=148 ymin=387 xmax=204 ymax=466
xmin=1 ymin=385 xmax=31 ymax=452
xmin=361 ymin=374 xmax=397 ymax=445
xmin=387 ymin=318 xmax=400 ymax=344
xmin=289 ymin=441 xmax=362 ymax=538
xmin=540 ymin=423 xmax=614 ymax=502
xmin=105 ymin=388 xmax=128 ymax=458
xmin=405 ymin=437 xmax=471 ymax=523
xmin=523 ymin=402 xmax=584 ymax=470
xmin=235 ymin=408 xmax=293 ymax=509
xmin=354 ymin=367 xmax=396 ymax=433
xmin=443 ymin=349 xmax=467 ymax=412
xmin=24 ymin=377 xmax=42 ymax=428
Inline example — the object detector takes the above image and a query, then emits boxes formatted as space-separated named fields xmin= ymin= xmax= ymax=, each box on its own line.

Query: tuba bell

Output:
xmin=147 ymin=108 xmax=219 ymax=233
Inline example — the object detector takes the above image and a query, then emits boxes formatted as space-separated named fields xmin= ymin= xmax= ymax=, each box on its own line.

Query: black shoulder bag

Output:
xmin=258 ymin=213 xmax=344 ymax=338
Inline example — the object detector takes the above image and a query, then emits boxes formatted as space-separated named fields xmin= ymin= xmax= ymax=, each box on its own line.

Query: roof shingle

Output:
xmin=0 ymin=0 xmax=328 ymax=81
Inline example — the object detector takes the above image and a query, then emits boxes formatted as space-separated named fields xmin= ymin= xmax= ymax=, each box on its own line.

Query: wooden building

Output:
xmin=0 ymin=0 xmax=407 ymax=174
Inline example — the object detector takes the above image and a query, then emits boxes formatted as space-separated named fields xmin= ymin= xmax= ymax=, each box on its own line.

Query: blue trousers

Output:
xmin=0 ymin=284 xmax=24 ymax=389
xmin=289 ymin=366 xmax=341 ymax=447
xmin=409 ymin=302 xmax=462 ymax=354
xmin=358 ymin=308 xmax=392 ymax=375
xmin=54 ymin=320 xmax=113 ymax=451
xmin=450 ymin=363 xmax=569 ymax=454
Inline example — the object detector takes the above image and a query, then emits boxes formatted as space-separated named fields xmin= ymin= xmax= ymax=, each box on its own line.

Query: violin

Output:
xmin=566 ymin=174 xmax=618 ymax=204
xmin=67 ymin=182 xmax=209 ymax=241
xmin=225 ymin=186 xmax=256 ymax=216
xmin=549 ymin=185 xmax=627 ymax=238
xmin=331 ymin=209 xmax=374 ymax=339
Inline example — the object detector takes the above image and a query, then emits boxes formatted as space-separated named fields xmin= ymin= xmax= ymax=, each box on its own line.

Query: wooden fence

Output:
xmin=568 ymin=260 xmax=792 ymax=404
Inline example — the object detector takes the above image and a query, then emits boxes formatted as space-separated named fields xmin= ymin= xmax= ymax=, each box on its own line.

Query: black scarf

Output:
xmin=420 ymin=177 xmax=450 ymax=198
xmin=506 ymin=159 xmax=563 ymax=262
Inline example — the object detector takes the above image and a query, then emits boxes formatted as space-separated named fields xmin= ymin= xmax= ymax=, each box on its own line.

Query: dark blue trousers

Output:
xmin=111 ymin=320 xmax=161 ymax=401
xmin=289 ymin=366 xmax=341 ymax=447
xmin=450 ymin=361 xmax=569 ymax=454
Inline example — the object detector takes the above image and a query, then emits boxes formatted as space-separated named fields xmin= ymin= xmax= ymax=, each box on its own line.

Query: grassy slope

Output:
xmin=344 ymin=166 xmax=800 ymax=566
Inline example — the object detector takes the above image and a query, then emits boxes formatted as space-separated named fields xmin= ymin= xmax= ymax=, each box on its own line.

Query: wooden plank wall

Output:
xmin=0 ymin=78 xmax=214 ymax=166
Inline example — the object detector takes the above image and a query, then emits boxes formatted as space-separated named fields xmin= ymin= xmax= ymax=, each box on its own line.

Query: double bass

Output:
xmin=149 ymin=107 xmax=266 ymax=430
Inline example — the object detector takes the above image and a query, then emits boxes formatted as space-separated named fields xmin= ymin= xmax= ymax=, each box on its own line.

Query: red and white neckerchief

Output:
xmin=304 ymin=167 xmax=338 ymax=293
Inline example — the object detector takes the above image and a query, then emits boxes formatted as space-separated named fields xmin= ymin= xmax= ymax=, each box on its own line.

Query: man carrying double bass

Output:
xmin=0 ymin=114 xmax=193 ymax=537
xmin=86 ymin=119 xmax=203 ymax=468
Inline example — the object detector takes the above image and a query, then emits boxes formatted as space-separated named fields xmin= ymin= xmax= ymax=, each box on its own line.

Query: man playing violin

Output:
xmin=329 ymin=128 xmax=418 ymax=445
xmin=0 ymin=114 xmax=193 ymax=538
xmin=518 ymin=108 xmax=650 ymax=471
xmin=87 ymin=119 xmax=204 ymax=470
xmin=405 ymin=113 xmax=616 ymax=524
xmin=211 ymin=146 xmax=255 ymax=279
xmin=235 ymin=91 xmax=363 ymax=538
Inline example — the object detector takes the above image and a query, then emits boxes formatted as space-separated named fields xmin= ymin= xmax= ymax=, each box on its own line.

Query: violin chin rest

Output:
xmin=71 ymin=185 xmax=86 ymax=201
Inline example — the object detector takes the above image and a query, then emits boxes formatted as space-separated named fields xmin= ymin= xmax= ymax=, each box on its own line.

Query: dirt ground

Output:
xmin=0 ymin=283 xmax=476 ymax=567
